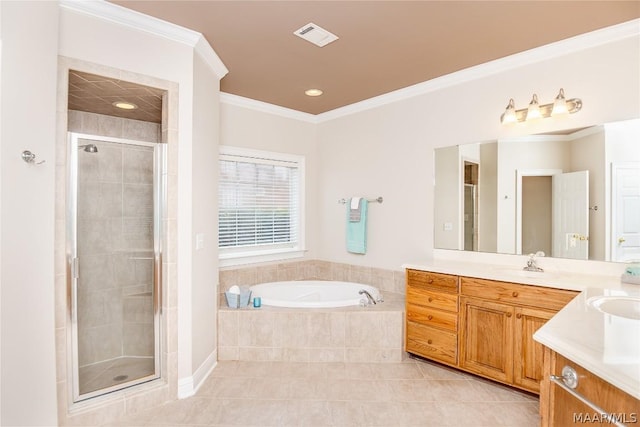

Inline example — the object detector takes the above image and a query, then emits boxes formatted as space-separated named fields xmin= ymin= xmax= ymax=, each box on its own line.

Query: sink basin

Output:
xmin=588 ymin=296 xmax=640 ymax=320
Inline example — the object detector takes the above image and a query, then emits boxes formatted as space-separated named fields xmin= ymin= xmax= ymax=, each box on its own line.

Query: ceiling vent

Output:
xmin=293 ymin=22 xmax=338 ymax=47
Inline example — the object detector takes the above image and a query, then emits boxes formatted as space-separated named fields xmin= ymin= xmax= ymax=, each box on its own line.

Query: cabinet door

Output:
xmin=459 ymin=296 xmax=514 ymax=383
xmin=513 ymin=306 xmax=554 ymax=393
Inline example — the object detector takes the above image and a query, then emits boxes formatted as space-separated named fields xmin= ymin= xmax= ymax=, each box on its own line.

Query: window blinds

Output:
xmin=219 ymin=154 xmax=300 ymax=252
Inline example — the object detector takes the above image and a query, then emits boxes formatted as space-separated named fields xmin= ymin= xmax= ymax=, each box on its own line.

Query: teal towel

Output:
xmin=346 ymin=198 xmax=368 ymax=254
xmin=626 ymin=266 xmax=640 ymax=276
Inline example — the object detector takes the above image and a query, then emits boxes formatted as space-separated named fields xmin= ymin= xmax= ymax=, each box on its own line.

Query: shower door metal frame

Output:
xmin=66 ymin=132 xmax=165 ymax=403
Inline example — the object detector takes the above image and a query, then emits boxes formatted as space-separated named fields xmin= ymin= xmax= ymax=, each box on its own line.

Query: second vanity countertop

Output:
xmin=403 ymin=260 xmax=640 ymax=400
xmin=533 ymin=287 xmax=640 ymax=400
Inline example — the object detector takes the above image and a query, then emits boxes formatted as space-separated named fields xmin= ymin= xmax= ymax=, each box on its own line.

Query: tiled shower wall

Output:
xmin=219 ymin=259 xmax=406 ymax=297
xmin=69 ymin=111 xmax=159 ymax=366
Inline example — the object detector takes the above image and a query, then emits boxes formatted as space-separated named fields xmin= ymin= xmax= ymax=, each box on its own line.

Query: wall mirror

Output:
xmin=434 ymin=118 xmax=640 ymax=263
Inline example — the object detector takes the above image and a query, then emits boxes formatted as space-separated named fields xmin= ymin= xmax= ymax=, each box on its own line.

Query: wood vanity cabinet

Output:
xmin=458 ymin=295 xmax=556 ymax=391
xmin=540 ymin=347 xmax=640 ymax=426
xmin=405 ymin=270 xmax=459 ymax=366
xmin=459 ymin=277 xmax=577 ymax=393
xmin=405 ymin=270 xmax=578 ymax=394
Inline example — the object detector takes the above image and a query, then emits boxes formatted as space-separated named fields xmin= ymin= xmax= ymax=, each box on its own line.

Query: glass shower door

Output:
xmin=68 ymin=133 xmax=163 ymax=402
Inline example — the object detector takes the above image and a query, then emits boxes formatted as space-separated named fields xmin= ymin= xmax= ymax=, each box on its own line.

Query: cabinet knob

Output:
xmin=427 ymin=339 xmax=433 ymax=345
xmin=427 ymin=279 xmax=433 ymax=284
xmin=427 ymin=315 xmax=433 ymax=320
xmin=506 ymin=312 xmax=512 ymax=318
xmin=512 ymin=291 xmax=518 ymax=297
xmin=516 ymin=313 xmax=522 ymax=319
xmin=428 ymin=297 xmax=433 ymax=302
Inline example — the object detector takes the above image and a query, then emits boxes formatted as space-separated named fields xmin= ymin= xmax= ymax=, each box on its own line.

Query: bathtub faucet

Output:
xmin=359 ymin=289 xmax=377 ymax=305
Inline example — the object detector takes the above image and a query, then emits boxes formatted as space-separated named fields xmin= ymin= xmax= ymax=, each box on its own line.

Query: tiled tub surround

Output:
xmin=218 ymin=261 xmax=406 ymax=363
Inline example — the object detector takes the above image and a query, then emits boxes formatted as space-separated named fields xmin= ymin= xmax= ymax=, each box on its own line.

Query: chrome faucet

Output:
xmin=359 ymin=289 xmax=377 ymax=305
xmin=524 ymin=251 xmax=545 ymax=272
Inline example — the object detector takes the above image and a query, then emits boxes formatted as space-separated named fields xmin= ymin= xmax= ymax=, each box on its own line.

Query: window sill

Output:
xmin=219 ymin=248 xmax=306 ymax=267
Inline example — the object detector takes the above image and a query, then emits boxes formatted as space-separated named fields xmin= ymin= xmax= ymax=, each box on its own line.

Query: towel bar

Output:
xmin=338 ymin=197 xmax=383 ymax=204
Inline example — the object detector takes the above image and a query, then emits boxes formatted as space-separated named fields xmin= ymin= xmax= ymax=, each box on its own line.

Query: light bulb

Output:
xmin=526 ymin=94 xmax=541 ymax=120
xmin=552 ymin=88 xmax=568 ymax=115
xmin=501 ymin=98 xmax=517 ymax=124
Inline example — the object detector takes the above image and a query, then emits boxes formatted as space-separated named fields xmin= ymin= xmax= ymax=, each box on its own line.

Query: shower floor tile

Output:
xmin=80 ymin=356 xmax=155 ymax=395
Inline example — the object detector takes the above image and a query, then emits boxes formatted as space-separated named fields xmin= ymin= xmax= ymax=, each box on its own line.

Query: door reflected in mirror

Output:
xmin=433 ymin=118 xmax=640 ymax=262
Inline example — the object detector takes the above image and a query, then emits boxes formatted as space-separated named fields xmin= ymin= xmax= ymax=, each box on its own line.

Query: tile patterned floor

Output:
xmin=106 ymin=357 xmax=539 ymax=426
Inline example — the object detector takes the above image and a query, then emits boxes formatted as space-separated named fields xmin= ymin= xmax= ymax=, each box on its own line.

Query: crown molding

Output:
xmin=59 ymin=0 xmax=228 ymax=79
xmin=220 ymin=93 xmax=318 ymax=123
xmin=315 ymin=19 xmax=640 ymax=123
xmin=194 ymin=37 xmax=229 ymax=79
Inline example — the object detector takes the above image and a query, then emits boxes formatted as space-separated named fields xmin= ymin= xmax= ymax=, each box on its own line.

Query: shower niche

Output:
xmin=67 ymin=132 xmax=165 ymax=401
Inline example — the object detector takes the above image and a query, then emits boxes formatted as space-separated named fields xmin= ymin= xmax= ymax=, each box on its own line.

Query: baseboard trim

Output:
xmin=177 ymin=349 xmax=218 ymax=399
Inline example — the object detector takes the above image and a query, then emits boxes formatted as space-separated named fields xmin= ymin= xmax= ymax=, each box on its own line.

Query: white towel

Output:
xmin=349 ymin=197 xmax=362 ymax=222
xmin=350 ymin=197 xmax=361 ymax=209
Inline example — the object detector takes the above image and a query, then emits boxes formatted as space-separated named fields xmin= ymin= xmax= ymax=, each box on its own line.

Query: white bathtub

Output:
xmin=249 ymin=280 xmax=382 ymax=308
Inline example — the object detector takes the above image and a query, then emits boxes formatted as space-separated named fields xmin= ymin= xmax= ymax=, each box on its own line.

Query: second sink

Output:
xmin=588 ymin=296 xmax=640 ymax=320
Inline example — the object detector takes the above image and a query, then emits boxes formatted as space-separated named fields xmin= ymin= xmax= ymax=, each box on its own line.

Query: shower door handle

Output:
xmin=71 ymin=257 xmax=79 ymax=279
xmin=70 ymin=257 xmax=79 ymax=325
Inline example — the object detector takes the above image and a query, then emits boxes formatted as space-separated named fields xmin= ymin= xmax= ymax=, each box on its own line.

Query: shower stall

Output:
xmin=67 ymin=132 xmax=165 ymax=402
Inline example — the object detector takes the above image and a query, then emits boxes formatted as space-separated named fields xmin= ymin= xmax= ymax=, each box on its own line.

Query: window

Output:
xmin=218 ymin=146 xmax=305 ymax=265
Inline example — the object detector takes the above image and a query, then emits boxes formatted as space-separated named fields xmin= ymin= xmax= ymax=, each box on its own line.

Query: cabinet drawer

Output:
xmin=406 ymin=287 xmax=458 ymax=312
xmin=407 ymin=269 xmax=459 ymax=293
xmin=406 ymin=303 xmax=457 ymax=332
xmin=406 ymin=321 xmax=457 ymax=365
xmin=460 ymin=277 xmax=578 ymax=311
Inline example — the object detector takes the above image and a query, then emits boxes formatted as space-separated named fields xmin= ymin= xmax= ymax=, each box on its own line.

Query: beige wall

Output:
xmin=571 ymin=128 xmax=606 ymax=260
xmin=190 ymin=51 xmax=220 ymax=376
xmin=478 ymin=142 xmax=498 ymax=253
xmin=1 ymin=2 xmax=60 ymax=425
xmin=315 ymin=35 xmax=639 ymax=270
xmin=434 ymin=145 xmax=460 ymax=250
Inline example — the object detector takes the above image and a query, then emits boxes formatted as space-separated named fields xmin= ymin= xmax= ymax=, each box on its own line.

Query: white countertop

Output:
xmin=403 ymin=259 xmax=634 ymax=292
xmin=533 ymin=287 xmax=640 ymax=400
xmin=403 ymin=260 xmax=640 ymax=399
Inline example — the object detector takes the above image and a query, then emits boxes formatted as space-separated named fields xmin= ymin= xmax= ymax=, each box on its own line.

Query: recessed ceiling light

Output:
xmin=112 ymin=101 xmax=138 ymax=110
xmin=305 ymin=89 xmax=323 ymax=97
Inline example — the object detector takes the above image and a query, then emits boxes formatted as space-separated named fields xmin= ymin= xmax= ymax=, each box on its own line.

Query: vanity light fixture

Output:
xmin=500 ymin=88 xmax=582 ymax=124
